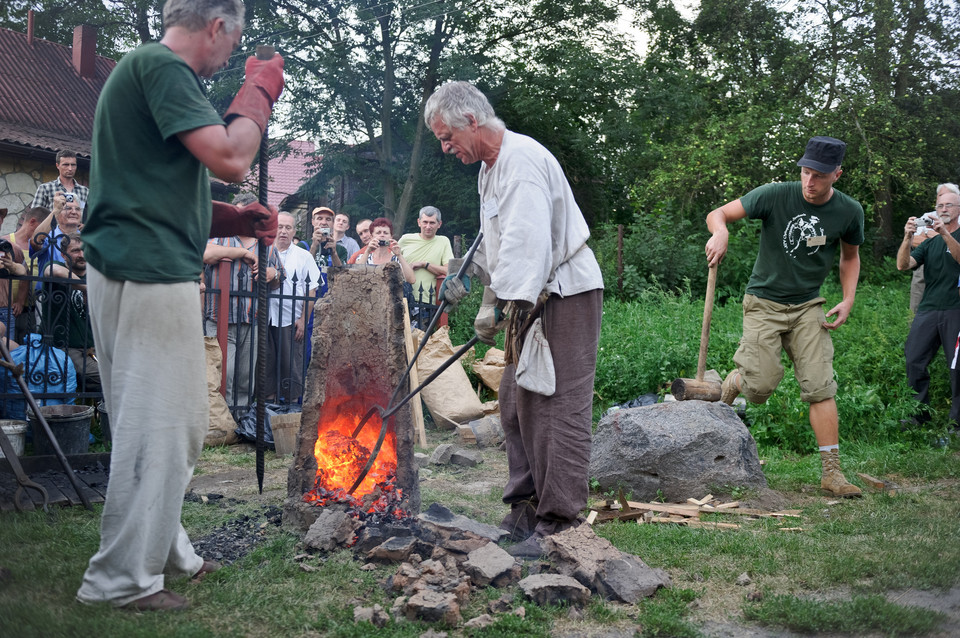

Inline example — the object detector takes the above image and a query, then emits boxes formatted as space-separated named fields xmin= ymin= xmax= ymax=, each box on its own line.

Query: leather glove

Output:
xmin=210 ymin=200 xmax=278 ymax=244
xmin=474 ymin=287 xmax=506 ymax=345
xmin=224 ymin=54 xmax=285 ymax=134
xmin=438 ymin=274 xmax=470 ymax=309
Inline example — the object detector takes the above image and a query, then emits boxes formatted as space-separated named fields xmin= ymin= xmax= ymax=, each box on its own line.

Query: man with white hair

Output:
xmin=427 ymin=81 xmax=604 ymax=559
xmin=398 ymin=205 xmax=453 ymax=302
xmin=908 ymin=183 xmax=960 ymax=313
xmin=898 ymin=184 xmax=960 ymax=425
xmin=76 ymin=0 xmax=283 ymax=611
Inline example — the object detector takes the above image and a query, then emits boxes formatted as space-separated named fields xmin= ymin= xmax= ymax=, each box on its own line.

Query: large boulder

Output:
xmin=590 ymin=401 xmax=767 ymax=501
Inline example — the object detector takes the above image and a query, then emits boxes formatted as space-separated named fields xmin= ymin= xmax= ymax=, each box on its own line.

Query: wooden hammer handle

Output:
xmin=696 ymin=264 xmax=718 ymax=382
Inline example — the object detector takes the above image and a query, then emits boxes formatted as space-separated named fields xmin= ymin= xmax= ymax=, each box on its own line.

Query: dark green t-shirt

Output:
xmin=911 ymin=229 xmax=960 ymax=311
xmin=741 ymin=182 xmax=864 ymax=304
xmin=83 ymin=43 xmax=226 ymax=283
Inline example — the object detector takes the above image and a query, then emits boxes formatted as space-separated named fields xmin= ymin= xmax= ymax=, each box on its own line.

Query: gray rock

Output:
xmin=418 ymin=502 xmax=508 ymax=543
xmin=405 ymin=589 xmax=462 ymax=625
xmin=519 ymin=573 xmax=591 ymax=607
xmin=414 ymin=452 xmax=430 ymax=468
xmin=303 ymin=508 xmax=361 ymax=551
xmin=463 ymin=541 xmax=520 ymax=587
xmin=367 ymin=536 xmax=429 ymax=563
xmin=590 ymin=401 xmax=767 ymax=502
xmin=736 ymin=572 xmax=752 ymax=586
xmin=543 ymin=525 xmax=670 ymax=602
xmin=450 ymin=449 xmax=482 ymax=467
xmin=596 ymin=555 xmax=672 ymax=603
xmin=464 ymin=614 xmax=495 ymax=628
xmin=430 ymin=443 xmax=455 ymax=465
xmin=353 ymin=604 xmax=389 ymax=627
xmin=469 ymin=415 xmax=504 ymax=448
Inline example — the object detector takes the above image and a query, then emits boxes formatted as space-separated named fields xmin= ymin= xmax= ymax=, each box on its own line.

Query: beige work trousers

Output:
xmin=76 ymin=267 xmax=206 ymax=606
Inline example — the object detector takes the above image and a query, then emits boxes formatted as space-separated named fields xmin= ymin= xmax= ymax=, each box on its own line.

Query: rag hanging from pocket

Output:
xmin=515 ymin=317 xmax=555 ymax=396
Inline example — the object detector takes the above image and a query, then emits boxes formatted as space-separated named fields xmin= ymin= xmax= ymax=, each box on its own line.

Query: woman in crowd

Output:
xmin=348 ymin=217 xmax=416 ymax=284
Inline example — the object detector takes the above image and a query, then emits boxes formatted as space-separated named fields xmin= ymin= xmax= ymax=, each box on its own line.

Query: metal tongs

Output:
xmin=346 ymin=233 xmax=484 ymax=494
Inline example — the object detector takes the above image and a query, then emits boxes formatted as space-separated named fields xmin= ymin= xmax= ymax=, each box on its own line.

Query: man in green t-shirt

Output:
xmin=705 ymin=136 xmax=864 ymax=498
xmin=398 ymin=205 xmax=454 ymax=303
xmin=896 ymin=187 xmax=960 ymax=425
xmin=76 ymin=0 xmax=284 ymax=612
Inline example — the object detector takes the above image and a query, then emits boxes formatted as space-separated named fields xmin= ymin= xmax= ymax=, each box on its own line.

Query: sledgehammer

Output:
xmin=671 ymin=264 xmax=722 ymax=401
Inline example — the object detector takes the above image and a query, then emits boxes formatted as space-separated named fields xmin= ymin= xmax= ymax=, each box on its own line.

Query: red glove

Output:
xmin=210 ymin=200 xmax=278 ymax=245
xmin=224 ymin=54 xmax=285 ymax=134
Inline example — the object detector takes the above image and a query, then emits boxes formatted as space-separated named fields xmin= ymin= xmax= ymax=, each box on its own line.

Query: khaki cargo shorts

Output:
xmin=733 ymin=294 xmax=837 ymax=404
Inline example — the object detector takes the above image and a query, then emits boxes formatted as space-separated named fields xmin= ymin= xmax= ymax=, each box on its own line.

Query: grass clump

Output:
xmin=742 ymin=593 xmax=943 ymax=635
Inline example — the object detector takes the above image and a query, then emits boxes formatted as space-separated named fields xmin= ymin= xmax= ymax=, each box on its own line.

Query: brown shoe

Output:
xmin=720 ymin=370 xmax=741 ymax=405
xmin=819 ymin=449 xmax=862 ymax=498
xmin=191 ymin=559 xmax=221 ymax=582
xmin=499 ymin=501 xmax=538 ymax=542
xmin=123 ymin=589 xmax=188 ymax=612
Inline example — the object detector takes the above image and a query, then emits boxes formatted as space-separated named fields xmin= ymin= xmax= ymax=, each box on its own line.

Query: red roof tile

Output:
xmin=0 ymin=26 xmax=116 ymax=156
xmin=250 ymin=140 xmax=317 ymax=210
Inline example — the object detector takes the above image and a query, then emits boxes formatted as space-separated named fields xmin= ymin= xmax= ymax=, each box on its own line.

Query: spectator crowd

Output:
xmin=0 ymin=146 xmax=457 ymax=422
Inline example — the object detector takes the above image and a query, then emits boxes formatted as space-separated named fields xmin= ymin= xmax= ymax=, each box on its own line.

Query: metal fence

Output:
xmin=0 ymin=246 xmax=445 ymax=426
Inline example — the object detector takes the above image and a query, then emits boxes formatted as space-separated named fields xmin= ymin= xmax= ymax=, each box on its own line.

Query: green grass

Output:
xmin=743 ymin=594 xmax=944 ymax=635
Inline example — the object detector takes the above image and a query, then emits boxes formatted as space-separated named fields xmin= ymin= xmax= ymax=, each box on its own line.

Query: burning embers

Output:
xmin=303 ymin=396 xmax=406 ymax=518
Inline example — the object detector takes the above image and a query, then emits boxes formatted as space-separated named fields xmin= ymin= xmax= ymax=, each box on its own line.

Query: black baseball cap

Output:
xmin=797 ymin=136 xmax=846 ymax=173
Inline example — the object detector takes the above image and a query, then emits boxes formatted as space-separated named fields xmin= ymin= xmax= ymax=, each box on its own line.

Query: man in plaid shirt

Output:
xmin=30 ymin=150 xmax=89 ymax=213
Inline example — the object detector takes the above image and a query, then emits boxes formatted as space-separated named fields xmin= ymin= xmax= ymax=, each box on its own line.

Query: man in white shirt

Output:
xmin=267 ymin=212 xmax=320 ymax=402
xmin=427 ymin=81 xmax=604 ymax=559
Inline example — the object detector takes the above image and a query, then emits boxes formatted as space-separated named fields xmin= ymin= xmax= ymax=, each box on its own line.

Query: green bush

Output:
xmin=596 ymin=278 xmax=947 ymax=451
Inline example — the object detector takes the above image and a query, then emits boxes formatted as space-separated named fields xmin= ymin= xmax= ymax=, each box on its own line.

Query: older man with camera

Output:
xmin=897 ymin=186 xmax=960 ymax=425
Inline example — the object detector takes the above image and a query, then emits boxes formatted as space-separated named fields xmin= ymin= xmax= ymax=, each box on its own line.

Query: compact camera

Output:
xmin=64 ymin=193 xmax=75 ymax=203
xmin=321 ymin=227 xmax=331 ymax=236
xmin=378 ymin=239 xmax=388 ymax=247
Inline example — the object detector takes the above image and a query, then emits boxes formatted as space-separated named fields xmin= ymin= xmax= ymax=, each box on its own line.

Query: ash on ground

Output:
xmin=185 ymin=492 xmax=283 ymax=564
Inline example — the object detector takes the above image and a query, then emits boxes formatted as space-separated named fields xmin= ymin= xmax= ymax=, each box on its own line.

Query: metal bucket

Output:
xmin=0 ymin=420 xmax=28 ymax=458
xmin=97 ymin=400 xmax=110 ymax=442
xmin=27 ymin=405 xmax=94 ymax=456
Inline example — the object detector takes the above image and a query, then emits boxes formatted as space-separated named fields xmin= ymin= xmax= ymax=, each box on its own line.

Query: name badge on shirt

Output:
xmin=806 ymin=235 xmax=827 ymax=247
xmin=481 ymin=198 xmax=499 ymax=219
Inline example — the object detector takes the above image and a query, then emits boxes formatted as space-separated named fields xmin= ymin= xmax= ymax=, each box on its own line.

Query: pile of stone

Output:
xmin=292 ymin=501 xmax=671 ymax=628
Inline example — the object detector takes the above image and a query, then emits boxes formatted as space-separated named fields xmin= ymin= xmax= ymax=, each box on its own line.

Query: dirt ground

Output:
xmin=188 ymin=441 xmax=960 ymax=637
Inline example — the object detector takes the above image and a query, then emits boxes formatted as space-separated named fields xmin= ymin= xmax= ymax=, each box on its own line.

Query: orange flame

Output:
xmin=308 ymin=396 xmax=397 ymax=499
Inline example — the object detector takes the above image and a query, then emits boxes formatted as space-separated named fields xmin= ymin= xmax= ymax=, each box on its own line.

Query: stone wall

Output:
xmin=0 ymin=157 xmax=45 ymax=234
xmin=0 ymin=157 xmax=89 ymax=235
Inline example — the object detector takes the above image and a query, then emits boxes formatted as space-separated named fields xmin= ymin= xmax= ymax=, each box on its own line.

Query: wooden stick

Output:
xmin=402 ymin=299 xmax=426 ymax=446
xmin=696 ymin=264 xmax=717 ymax=381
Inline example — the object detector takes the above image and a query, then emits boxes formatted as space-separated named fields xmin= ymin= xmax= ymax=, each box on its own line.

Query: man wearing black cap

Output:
xmin=704 ymin=136 xmax=864 ymax=498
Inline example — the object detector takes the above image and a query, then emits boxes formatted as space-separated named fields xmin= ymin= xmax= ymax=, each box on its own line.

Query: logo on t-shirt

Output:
xmin=782 ymin=214 xmax=825 ymax=258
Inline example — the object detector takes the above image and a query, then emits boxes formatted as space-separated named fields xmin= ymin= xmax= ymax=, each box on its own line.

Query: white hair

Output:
xmin=163 ymin=0 xmax=245 ymax=33
xmin=424 ymin=81 xmax=505 ymax=132
xmin=937 ymin=183 xmax=959 ymax=196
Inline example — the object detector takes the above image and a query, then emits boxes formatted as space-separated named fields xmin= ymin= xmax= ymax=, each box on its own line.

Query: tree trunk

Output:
xmin=394 ymin=17 xmax=446 ymax=235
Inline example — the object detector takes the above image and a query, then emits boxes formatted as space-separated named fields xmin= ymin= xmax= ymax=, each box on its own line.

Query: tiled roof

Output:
xmin=0 ymin=26 xmax=116 ymax=156
xmin=251 ymin=140 xmax=317 ymax=210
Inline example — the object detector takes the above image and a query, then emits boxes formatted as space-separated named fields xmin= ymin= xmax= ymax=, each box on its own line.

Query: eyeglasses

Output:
xmin=936 ymin=203 xmax=959 ymax=210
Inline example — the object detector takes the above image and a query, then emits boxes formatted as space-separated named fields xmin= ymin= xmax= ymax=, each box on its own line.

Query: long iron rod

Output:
xmin=254 ymin=44 xmax=275 ymax=495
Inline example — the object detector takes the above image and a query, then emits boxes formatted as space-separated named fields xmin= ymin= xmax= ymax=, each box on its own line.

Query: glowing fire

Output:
xmin=303 ymin=395 xmax=400 ymax=513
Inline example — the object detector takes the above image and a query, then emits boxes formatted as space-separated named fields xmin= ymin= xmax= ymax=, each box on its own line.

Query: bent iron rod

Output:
xmin=346 ymin=335 xmax=480 ymax=495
